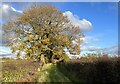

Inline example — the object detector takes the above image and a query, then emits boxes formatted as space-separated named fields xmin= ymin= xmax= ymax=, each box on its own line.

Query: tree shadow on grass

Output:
xmin=56 ymin=57 xmax=120 ymax=84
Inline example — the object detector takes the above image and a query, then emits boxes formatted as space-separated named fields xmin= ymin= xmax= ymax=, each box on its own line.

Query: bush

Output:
xmin=57 ymin=55 xmax=120 ymax=84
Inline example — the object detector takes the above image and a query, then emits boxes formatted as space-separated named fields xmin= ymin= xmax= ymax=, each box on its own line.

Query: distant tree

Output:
xmin=3 ymin=5 xmax=83 ymax=65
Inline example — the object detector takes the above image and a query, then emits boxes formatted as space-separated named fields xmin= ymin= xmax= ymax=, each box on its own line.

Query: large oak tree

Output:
xmin=3 ymin=5 xmax=83 ymax=65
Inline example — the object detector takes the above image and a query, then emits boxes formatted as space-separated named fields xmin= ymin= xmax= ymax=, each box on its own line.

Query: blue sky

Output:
xmin=0 ymin=2 xmax=118 ymax=55
xmin=54 ymin=2 xmax=118 ymax=48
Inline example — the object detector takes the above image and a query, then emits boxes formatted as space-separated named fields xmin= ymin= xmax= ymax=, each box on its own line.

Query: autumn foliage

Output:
xmin=3 ymin=5 xmax=83 ymax=65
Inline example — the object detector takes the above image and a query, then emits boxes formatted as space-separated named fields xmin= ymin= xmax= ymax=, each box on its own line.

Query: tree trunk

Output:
xmin=41 ymin=54 xmax=46 ymax=66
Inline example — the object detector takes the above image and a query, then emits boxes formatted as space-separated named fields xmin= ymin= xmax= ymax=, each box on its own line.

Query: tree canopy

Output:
xmin=3 ymin=5 xmax=83 ymax=64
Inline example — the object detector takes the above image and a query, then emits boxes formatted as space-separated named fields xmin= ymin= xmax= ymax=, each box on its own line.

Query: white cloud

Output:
xmin=63 ymin=11 xmax=92 ymax=32
xmin=0 ymin=23 xmax=2 ymax=46
xmin=81 ymin=36 xmax=100 ymax=44
xmin=81 ymin=46 xmax=101 ymax=51
xmin=100 ymin=45 xmax=118 ymax=56
xmin=11 ymin=6 xmax=22 ymax=13
xmin=63 ymin=11 xmax=99 ymax=53
xmin=0 ymin=4 xmax=23 ymax=45
xmin=1 ymin=4 xmax=22 ymax=21
xmin=81 ymin=45 xmax=119 ymax=56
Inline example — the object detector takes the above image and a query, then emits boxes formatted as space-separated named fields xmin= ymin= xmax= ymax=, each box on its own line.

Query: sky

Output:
xmin=0 ymin=2 xmax=118 ymax=56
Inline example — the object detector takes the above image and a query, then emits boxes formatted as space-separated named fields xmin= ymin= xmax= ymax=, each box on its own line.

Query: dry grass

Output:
xmin=1 ymin=58 xmax=40 ymax=82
